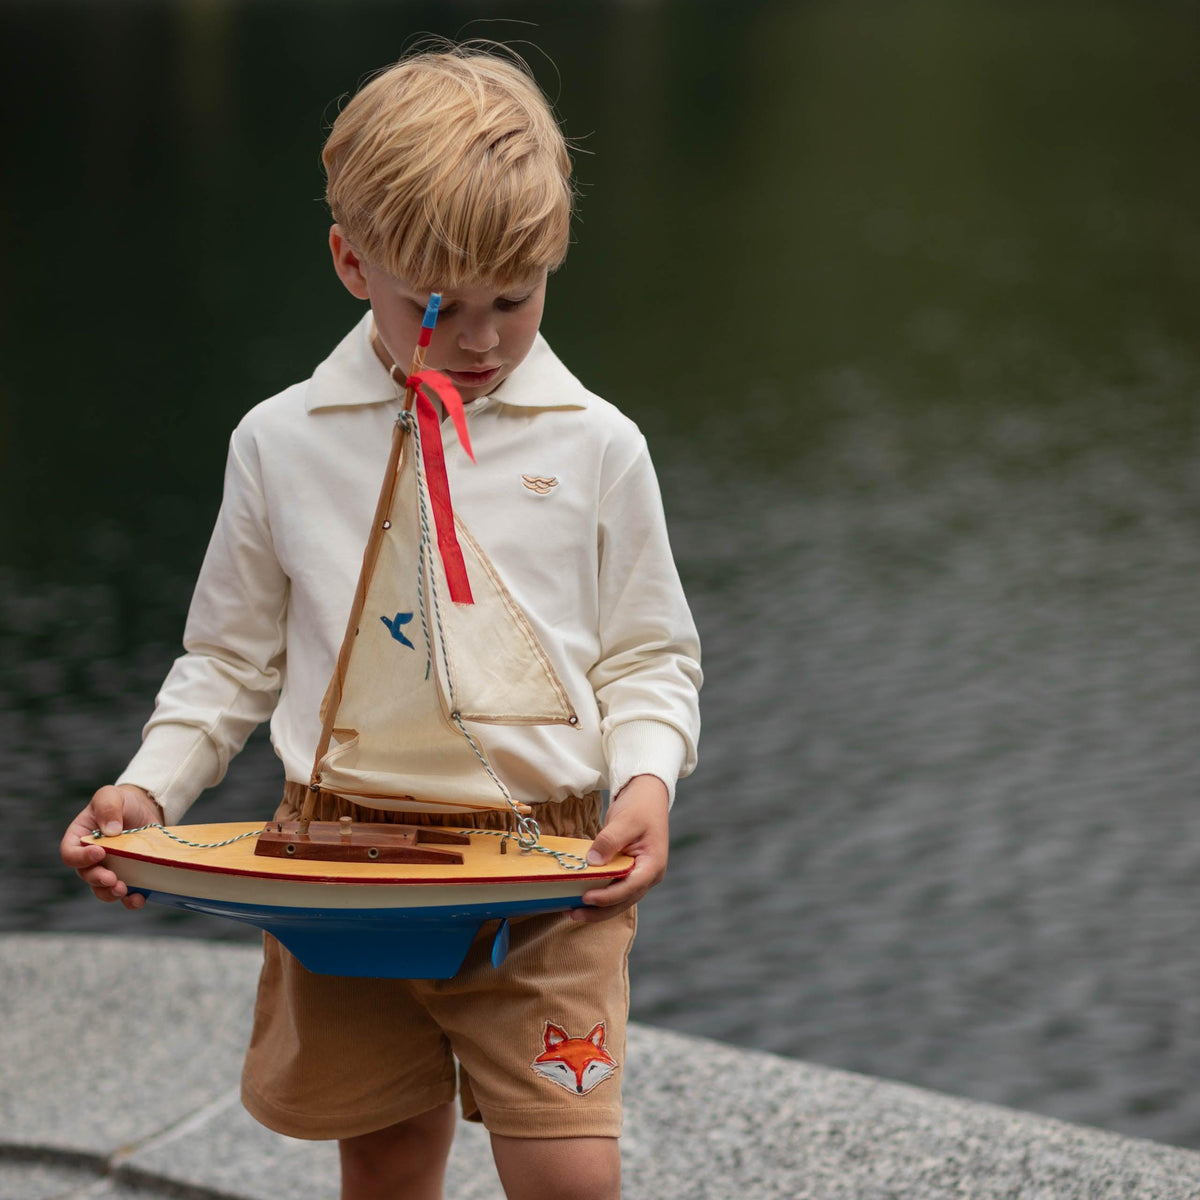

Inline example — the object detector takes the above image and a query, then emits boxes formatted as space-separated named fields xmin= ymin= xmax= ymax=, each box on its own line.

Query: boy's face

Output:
xmin=330 ymin=226 xmax=547 ymax=404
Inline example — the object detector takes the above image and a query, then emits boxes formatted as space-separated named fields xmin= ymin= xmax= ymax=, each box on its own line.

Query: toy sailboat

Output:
xmin=91 ymin=295 xmax=631 ymax=978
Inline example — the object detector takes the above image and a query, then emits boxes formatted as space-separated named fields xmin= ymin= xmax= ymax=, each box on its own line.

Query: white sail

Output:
xmin=431 ymin=516 xmax=575 ymax=725
xmin=315 ymin=431 xmax=575 ymax=812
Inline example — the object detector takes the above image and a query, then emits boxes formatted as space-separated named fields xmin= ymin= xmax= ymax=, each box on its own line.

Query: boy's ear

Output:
xmin=329 ymin=225 xmax=372 ymax=301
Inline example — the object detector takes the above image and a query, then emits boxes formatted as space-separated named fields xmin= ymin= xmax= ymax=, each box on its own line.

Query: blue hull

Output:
xmin=136 ymin=889 xmax=584 ymax=978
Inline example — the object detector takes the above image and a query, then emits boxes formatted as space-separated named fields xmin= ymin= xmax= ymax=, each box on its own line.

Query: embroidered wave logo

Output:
xmin=531 ymin=1021 xmax=618 ymax=1095
xmin=522 ymin=474 xmax=559 ymax=495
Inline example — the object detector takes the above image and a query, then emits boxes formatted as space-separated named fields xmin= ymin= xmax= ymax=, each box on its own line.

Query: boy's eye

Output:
xmin=406 ymin=295 xmax=528 ymax=318
xmin=409 ymin=300 xmax=458 ymax=319
xmin=413 ymin=302 xmax=457 ymax=320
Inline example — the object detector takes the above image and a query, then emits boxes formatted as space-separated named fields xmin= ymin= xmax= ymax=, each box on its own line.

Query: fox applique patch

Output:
xmin=531 ymin=1021 xmax=618 ymax=1095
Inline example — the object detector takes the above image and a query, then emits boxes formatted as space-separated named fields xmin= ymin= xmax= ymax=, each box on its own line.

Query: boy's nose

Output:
xmin=457 ymin=319 xmax=500 ymax=354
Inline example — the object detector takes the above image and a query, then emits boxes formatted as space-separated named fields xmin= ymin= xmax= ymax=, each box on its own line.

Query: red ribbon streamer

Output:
xmin=408 ymin=370 xmax=475 ymax=605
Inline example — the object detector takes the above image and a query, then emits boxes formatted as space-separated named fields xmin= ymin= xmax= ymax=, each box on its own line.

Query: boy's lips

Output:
xmin=445 ymin=366 xmax=501 ymax=385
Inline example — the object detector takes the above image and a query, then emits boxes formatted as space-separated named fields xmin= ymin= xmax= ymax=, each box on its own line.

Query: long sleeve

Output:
xmin=116 ymin=429 xmax=290 ymax=823
xmin=587 ymin=443 xmax=701 ymax=805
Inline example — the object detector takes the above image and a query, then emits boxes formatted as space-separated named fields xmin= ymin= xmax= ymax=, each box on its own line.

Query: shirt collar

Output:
xmin=305 ymin=311 xmax=590 ymax=413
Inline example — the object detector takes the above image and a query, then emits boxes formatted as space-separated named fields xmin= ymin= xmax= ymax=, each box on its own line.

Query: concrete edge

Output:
xmin=6 ymin=932 xmax=1200 ymax=1200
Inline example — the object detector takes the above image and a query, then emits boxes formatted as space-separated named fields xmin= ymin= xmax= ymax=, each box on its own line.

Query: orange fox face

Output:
xmin=531 ymin=1021 xmax=618 ymax=1095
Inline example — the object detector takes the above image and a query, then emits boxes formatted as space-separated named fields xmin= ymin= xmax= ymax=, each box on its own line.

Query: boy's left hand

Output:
xmin=571 ymin=774 xmax=669 ymax=923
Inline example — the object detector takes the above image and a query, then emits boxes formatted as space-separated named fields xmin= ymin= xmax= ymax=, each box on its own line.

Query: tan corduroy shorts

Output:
xmin=240 ymin=786 xmax=635 ymax=1141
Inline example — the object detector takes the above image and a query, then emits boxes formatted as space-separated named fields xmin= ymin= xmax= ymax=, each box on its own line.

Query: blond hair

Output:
xmin=323 ymin=46 xmax=573 ymax=288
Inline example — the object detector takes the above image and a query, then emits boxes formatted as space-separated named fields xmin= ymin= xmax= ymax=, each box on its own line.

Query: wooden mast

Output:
xmin=298 ymin=295 xmax=440 ymax=832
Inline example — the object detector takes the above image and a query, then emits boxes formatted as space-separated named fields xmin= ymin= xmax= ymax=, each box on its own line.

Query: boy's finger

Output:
xmin=76 ymin=863 xmax=119 ymax=890
xmin=570 ymin=882 xmax=641 ymax=922
xmin=577 ymin=859 xmax=657 ymax=911
xmin=61 ymin=837 xmax=105 ymax=870
xmin=88 ymin=872 xmax=126 ymax=898
xmin=570 ymin=906 xmax=628 ymax=924
xmin=578 ymin=886 xmax=634 ymax=912
xmin=584 ymin=825 xmax=627 ymax=866
xmin=91 ymin=786 xmax=128 ymax=836
xmin=584 ymin=808 xmax=650 ymax=866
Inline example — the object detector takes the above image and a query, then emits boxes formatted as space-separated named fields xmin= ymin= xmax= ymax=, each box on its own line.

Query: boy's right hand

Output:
xmin=60 ymin=785 xmax=164 ymax=910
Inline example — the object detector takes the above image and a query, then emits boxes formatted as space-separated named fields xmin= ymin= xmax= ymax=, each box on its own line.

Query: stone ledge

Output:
xmin=5 ymin=933 xmax=1200 ymax=1200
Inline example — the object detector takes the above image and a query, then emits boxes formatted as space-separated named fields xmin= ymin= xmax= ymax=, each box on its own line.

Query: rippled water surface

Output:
xmin=3 ymin=0 xmax=1199 ymax=1151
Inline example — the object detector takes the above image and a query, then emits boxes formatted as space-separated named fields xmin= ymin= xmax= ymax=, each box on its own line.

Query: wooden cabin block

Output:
xmin=255 ymin=820 xmax=468 ymax=865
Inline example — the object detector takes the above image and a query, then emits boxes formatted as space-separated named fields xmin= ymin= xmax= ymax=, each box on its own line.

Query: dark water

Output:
xmin=4 ymin=0 xmax=1200 ymax=1150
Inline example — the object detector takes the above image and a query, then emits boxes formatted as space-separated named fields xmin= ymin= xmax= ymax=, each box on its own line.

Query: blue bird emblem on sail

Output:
xmin=381 ymin=612 xmax=415 ymax=649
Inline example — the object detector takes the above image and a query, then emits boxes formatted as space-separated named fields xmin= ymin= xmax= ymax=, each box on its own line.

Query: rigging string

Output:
xmin=400 ymin=341 xmax=586 ymax=872
xmin=405 ymin=405 xmax=539 ymax=846
xmin=463 ymin=827 xmax=589 ymax=872
xmin=91 ymin=824 xmax=259 ymax=849
xmin=401 ymin=407 xmax=436 ymax=682
xmin=91 ymin=820 xmax=586 ymax=871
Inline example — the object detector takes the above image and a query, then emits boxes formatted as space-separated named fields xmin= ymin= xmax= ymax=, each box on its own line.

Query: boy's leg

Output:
xmin=490 ymin=1134 xmax=620 ymax=1200
xmin=243 ymin=791 xmax=462 ymax=1148
xmin=414 ymin=795 xmax=632 ymax=1199
xmin=339 ymin=1101 xmax=457 ymax=1200
xmin=422 ymin=802 xmax=634 ymax=1151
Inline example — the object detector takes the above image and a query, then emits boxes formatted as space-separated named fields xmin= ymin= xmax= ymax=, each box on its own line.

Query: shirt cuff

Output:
xmin=115 ymin=724 xmax=223 ymax=826
xmin=605 ymin=719 xmax=689 ymax=808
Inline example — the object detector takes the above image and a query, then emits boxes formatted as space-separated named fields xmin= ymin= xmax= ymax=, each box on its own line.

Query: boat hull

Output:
xmin=138 ymin=889 xmax=588 ymax=978
xmin=95 ymin=822 xmax=630 ymax=979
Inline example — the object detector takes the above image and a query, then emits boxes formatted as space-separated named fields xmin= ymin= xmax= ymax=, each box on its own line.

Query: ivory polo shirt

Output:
xmin=118 ymin=312 xmax=702 ymax=824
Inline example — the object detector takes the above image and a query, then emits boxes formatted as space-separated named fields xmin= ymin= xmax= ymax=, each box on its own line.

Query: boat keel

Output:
xmin=132 ymin=890 xmax=577 ymax=978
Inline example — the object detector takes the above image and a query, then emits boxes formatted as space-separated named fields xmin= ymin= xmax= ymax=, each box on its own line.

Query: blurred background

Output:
xmin=2 ymin=0 xmax=1199 ymax=1150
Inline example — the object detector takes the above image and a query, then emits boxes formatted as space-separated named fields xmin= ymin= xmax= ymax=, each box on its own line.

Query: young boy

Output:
xmin=61 ymin=47 xmax=700 ymax=1200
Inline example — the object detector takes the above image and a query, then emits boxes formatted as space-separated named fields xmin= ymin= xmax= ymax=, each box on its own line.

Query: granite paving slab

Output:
xmin=1 ymin=934 xmax=260 ymax=1159
xmin=55 ymin=1191 xmax=176 ymax=1200
xmin=0 ymin=1155 xmax=105 ymax=1200
xmin=119 ymin=1096 xmax=504 ymax=1200
xmin=7 ymin=933 xmax=1200 ymax=1200
xmin=620 ymin=1025 xmax=1200 ymax=1199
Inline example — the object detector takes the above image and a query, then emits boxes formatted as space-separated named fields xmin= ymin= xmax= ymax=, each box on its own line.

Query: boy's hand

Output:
xmin=571 ymin=774 xmax=669 ymax=924
xmin=60 ymin=784 xmax=164 ymax=910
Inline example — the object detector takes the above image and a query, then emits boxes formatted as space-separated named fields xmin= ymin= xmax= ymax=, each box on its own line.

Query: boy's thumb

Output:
xmin=94 ymin=785 xmax=127 ymax=836
xmin=585 ymin=828 xmax=619 ymax=866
